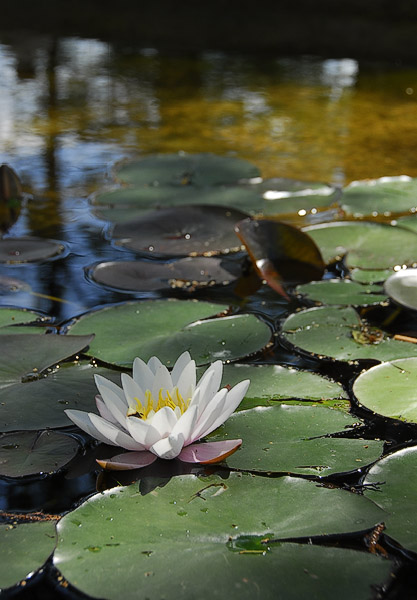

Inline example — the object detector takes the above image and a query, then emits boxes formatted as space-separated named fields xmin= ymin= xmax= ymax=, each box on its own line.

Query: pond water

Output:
xmin=1 ymin=33 xmax=417 ymax=599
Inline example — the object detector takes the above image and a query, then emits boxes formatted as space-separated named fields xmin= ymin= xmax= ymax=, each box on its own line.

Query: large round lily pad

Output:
xmin=54 ymin=473 xmax=388 ymax=600
xmin=303 ymin=221 xmax=417 ymax=270
xmin=0 ymin=521 xmax=57 ymax=590
xmin=68 ymin=300 xmax=271 ymax=367
xmin=210 ymin=404 xmax=383 ymax=475
xmin=341 ymin=176 xmax=417 ymax=217
xmin=0 ymin=430 xmax=80 ymax=477
xmin=0 ymin=237 xmax=65 ymax=263
xmin=364 ymin=446 xmax=417 ymax=553
xmin=353 ymin=357 xmax=417 ymax=423
xmin=384 ymin=268 xmax=417 ymax=311
xmin=110 ymin=205 xmax=247 ymax=257
xmin=295 ymin=279 xmax=387 ymax=306
xmin=88 ymin=257 xmax=241 ymax=292
xmin=281 ymin=305 xmax=417 ymax=362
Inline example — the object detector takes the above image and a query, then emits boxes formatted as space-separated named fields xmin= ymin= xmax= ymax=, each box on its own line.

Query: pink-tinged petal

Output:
xmin=94 ymin=375 xmax=129 ymax=428
xmin=170 ymin=351 xmax=192 ymax=385
xmin=148 ymin=406 xmax=178 ymax=438
xmin=175 ymin=359 xmax=196 ymax=400
xmin=178 ymin=439 xmax=242 ymax=464
xmin=170 ymin=404 xmax=199 ymax=445
xmin=147 ymin=356 xmax=164 ymax=374
xmin=150 ymin=433 xmax=185 ymax=459
xmin=95 ymin=395 xmax=119 ymax=425
xmin=132 ymin=357 xmax=154 ymax=391
xmin=97 ymin=451 xmax=157 ymax=471
xmin=65 ymin=409 xmax=118 ymax=446
xmin=120 ymin=373 xmax=145 ymax=411
xmin=189 ymin=388 xmax=228 ymax=443
xmin=151 ymin=364 xmax=173 ymax=399
xmin=89 ymin=413 xmax=145 ymax=451
xmin=125 ymin=416 xmax=161 ymax=449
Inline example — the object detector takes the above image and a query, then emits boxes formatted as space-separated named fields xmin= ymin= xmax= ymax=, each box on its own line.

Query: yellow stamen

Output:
xmin=127 ymin=387 xmax=191 ymax=420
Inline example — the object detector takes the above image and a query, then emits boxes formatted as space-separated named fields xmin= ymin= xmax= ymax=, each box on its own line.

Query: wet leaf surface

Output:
xmin=295 ymin=279 xmax=387 ymax=306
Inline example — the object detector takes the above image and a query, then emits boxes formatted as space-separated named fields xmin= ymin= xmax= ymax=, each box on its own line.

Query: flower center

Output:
xmin=127 ymin=387 xmax=190 ymax=420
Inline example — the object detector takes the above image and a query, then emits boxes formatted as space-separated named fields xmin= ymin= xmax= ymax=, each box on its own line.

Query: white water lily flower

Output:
xmin=65 ymin=352 xmax=249 ymax=470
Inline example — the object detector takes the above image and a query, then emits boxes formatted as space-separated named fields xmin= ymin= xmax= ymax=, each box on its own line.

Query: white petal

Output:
xmin=195 ymin=380 xmax=250 ymax=441
xmin=150 ymin=433 xmax=185 ymax=459
xmin=65 ymin=409 xmax=117 ymax=446
xmin=170 ymin=404 xmax=199 ymax=445
xmin=94 ymin=375 xmax=129 ymax=427
xmin=151 ymin=365 xmax=173 ymax=399
xmin=121 ymin=373 xmax=145 ymax=411
xmin=147 ymin=356 xmax=164 ymax=374
xmin=89 ymin=413 xmax=145 ymax=451
xmin=149 ymin=406 xmax=178 ymax=437
xmin=170 ymin=351 xmax=192 ymax=385
xmin=189 ymin=388 xmax=228 ymax=442
xmin=95 ymin=395 xmax=119 ymax=425
xmin=93 ymin=374 xmax=127 ymax=407
xmin=126 ymin=417 xmax=161 ymax=449
xmin=175 ymin=359 xmax=196 ymax=400
xmin=132 ymin=357 xmax=155 ymax=391
xmin=192 ymin=361 xmax=223 ymax=415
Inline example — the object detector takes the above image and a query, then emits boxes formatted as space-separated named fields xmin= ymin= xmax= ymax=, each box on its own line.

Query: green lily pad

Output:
xmin=341 ymin=176 xmax=417 ymax=217
xmin=54 ymin=473 xmax=387 ymax=600
xmin=364 ymin=446 xmax=417 ymax=552
xmin=384 ymin=268 xmax=417 ymax=310
xmin=88 ymin=257 xmax=241 ymax=292
xmin=210 ymin=404 xmax=383 ymax=475
xmin=349 ymin=268 xmax=393 ymax=285
xmin=0 ymin=521 xmax=57 ymax=590
xmin=0 ymin=237 xmax=65 ymax=263
xmin=281 ymin=305 xmax=417 ymax=362
xmin=0 ymin=361 xmax=122 ymax=432
xmin=68 ymin=300 xmax=271 ymax=367
xmin=303 ymin=221 xmax=417 ymax=270
xmin=295 ymin=279 xmax=387 ymax=306
xmin=110 ymin=205 xmax=247 ymax=257
xmin=0 ymin=430 xmax=80 ymax=477
xmin=353 ymin=357 xmax=417 ymax=423
xmin=0 ymin=307 xmax=50 ymax=331
xmin=395 ymin=214 xmax=417 ymax=234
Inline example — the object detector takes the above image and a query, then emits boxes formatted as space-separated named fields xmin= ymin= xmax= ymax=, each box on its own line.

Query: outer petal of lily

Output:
xmin=89 ymin=413 xmax=146 ymax=451
xmin=120 ymin=373 xmax=145 ymax=412
xmin=175 ymin=359 xmax=196 ymax=400
xmin=194 ymin=361 xmax=223 ymax=404
xmin=132 ymin=357 xmax=154 ymax=392
xmin=94 ymin=375 xmax=129 ymax=428
xmin=97 ymin=451 xmax=157 ymax=471
xmin=92 ymin=375 xmax=127 ymax=407
xmin=148 ymin=406 xmax=178 ymax=438
xmin=95 ymin=395 xmax=119 ymax=425
xmin=170 ymin=404 xmax=199 ymax=445
xmin=65 ymin=409 xmax=118 ymax=446
xmin=150 ymin=433 xmax=185 ymax=459
xmin=189 ymin=388 xmax=228 ymax=442
xmin=190 ymin=367 xmax=222 ymax=421
xmin=170 ymin=351 xmax=192 ymax=385
xmin=126 ymin=416 xmax=162 ymax=449
xmin=178 ymin=439 xmax=242 ymax=464
xmin=151 ymin=365 xmax=173 ymax=400
xmin=195 ymin=380 xmax=250 ymax=441
xmin=147 ymin=356 xmax=164 ymax=375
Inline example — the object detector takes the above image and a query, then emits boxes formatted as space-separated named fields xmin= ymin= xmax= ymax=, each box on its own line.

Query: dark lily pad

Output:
xmin=0 ymin=430 xmax=80 ymax=477
xmin=88 ymin=257 xmax=241 ymax=292
xmin=364 ymin=446 xmax=417 ymax=552
xmin=353 ymin=357 xmax=417 ymax=423
xmin=54 ymin=473 xmax=388 ymax=600
xmin=281 ymin=305 xmax=417 ymax=362
xmin=210 ymin=404 xmax=383 ymax=475
xmin=111 ymin=205 xmax=247 ymax=257
xmin=295 ymin=279 xmax=387 ymax=306
xmin=384 ymin=268 xmax=417 ymax=311
xmin=68 ymin=300 xmax=271 ymax=367
xmin=0 ymin=521 xmax=57 ymax=590
xmin=0 ymin=237 xmax=65 ymax=263
xmin=341 ymin=176 xmax=417 ymax=217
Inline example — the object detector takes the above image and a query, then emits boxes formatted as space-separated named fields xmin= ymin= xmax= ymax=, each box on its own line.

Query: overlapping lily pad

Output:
xmin=68 ymin=300 xmax=271 ymax=367
xmin=295 ymin=279 xmax=387 ymax=306
xmin=364 ymin=446 xmax=417 ymax=552
xmin=210 ymin=404 xmax=383 ymax=475
xmin=0 ymin=307 xmax=49 ymax=332
xmin=281 ymin=305 xmax=417 ymax=362
xmin=303 ymin=221 xmax=417 ymax=270
xmin=0 ymin=237 xmax=65 ymax=263
xmin=396 ymin=215 xmax=417 ymax=234
xmin=340 ymin=176 xmax=417 ymax=217
xmin=0 ymin=521 xmax=57 ymax=590
xmin=0 ymin=430 xmax=80 ymax=477
xmin=349 ymin=268 xmax=393 ymax=285
xmin=54 ymin=473 xmax=389 ymax=600
xmin=353 ymin=357 xmax=417 ymax=423
xmin=384 ymin=268 xmax=417 ymax=311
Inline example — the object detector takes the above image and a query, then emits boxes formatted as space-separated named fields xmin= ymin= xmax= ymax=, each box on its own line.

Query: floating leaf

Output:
xmin=0 ymin=521 xmax=56 ymax=590
xmin=0 ymin=307 xmax=49 ymax=331
xmin=364 ymin=446 xmax=417 ymax=552
xmin=396 ymin=214 xmax=417 ymax=234
xmin=210 ymin=404 xmax=383 ymax=475
xmin=295 ymin=279 xmax=387 ymax=306
xmin=349 ymin=268 xmax=393 ymax=285
xmin=341 ymin=176 xmax=417 ymax=217
xmin=54 ymin=473 xmax=388 ymax=600
xmin=0 ymin=237 xmax=65 ymax=263
xmin=281 ymin=305 xmax=417 ymax=362
xmin=88 ymin=257 xmax=241 ymax=292
xmin=68 ymin=300 xmax=271 ymax=367
xmin=353 ymin=357 xmax=417 ymax=423
xmin=0 ymin=430 xmax=80 ymax=477
xmin=384 ymin=268 xmax=417 ymax=311
xmin=0 ymin=275 xmax=31 ymax=294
